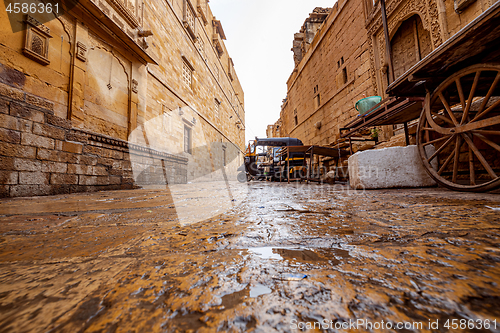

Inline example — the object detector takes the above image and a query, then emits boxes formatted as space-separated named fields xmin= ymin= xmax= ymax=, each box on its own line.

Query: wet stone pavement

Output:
xmin=1 ymin=182 xmax=500 ymax=332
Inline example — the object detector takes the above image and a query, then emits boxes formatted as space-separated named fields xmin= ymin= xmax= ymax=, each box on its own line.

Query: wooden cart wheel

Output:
xmin=417 ymin=64 xmax=500 ymax=192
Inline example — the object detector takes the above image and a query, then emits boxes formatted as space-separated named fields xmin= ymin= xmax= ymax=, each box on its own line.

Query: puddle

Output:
xmin=220 ymin=285 xmax=249 ymax=309
xmin=248 ymin=247 xmax=350 ymax=264
xmin=249 ymin=284 xmax=272 ymax=298
xmin=248 ymin=247 xmax=283 ymax=260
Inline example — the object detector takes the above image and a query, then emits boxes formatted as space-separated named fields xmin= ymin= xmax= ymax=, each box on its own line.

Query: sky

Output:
xmin=209 ymin=0 xmax=337 ymax=144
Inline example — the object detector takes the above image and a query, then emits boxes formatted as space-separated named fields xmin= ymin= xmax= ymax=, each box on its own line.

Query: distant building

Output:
xmin=0 ymin=0 xmax=244 ymax=197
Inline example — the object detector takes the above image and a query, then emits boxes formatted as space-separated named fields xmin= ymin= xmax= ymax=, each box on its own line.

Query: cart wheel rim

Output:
xmin=417 ymin=64 xmax=500 ymax=192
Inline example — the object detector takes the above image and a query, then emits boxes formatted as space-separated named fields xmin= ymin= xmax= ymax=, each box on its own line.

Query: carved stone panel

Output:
xmin=23 ymin=15 xmax=52 ymax=66
xmin=76 ymin=41 xmax=87 ymax=62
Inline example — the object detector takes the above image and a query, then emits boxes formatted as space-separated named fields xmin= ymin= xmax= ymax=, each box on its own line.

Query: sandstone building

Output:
xmin=0 ymin=0 xmax=245 ymax=197
xmin=270 ymin=0 xmax=495 ymax=149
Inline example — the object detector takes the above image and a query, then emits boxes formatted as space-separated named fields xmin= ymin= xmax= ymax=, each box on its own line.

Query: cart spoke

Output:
xmin=473 ymin=133 xmax=500 ymax=152
xmin=431 ymin=111 xmax=455 ymax=125
xmin=424 ymin=119 xmax=430 ymax=142
xmin=471 ymin=98 xmax=500 ymax=122
xmin=477 ymin=72 xmax=500 ymax=115
xmin=438 ymin=92 xmax=459 ymax=126
xmin=461 ymin=133 xmax=497 ymax=179
xmin=438 ymin=149 xmax=456 ymax=175
xmin=422 ymin=127 xmax=438 ymax=132
xmin=423 ymin=135 xmax=452 ymax=147
xmin=472 ymin=130 xmax=500 ymax=136
xmin=469 ymin=146 xmax=476 ymax=185
xmin=463 ymin=71 xmax=481 ymax=124
xmin=428 ymin=134 xmax=456 ymax=162
xmin=456 ymin=78 xmax=467 ymax=112
xmin=418 ymin=65 xmax=500 ymax=191
xmin=452 ymin=136 xmax=463 ymax=183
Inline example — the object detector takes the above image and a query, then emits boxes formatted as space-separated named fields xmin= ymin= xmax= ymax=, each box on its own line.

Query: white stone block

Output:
xmin=348 ymin=145 xmax=437 ymax=190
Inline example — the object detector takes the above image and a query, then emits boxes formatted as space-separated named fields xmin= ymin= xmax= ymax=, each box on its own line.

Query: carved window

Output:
xmin=182 ymin=55 xmax=194 ymax=89
xmin=197 ymin=35 xmax=207 ymax=61
xmin=183 ymin=0 xmax=196 ymax=39
xmin=182 ymin=61 xmax=192 ymax=88
xmin=23 ymin=15 xmax=52 ymax=66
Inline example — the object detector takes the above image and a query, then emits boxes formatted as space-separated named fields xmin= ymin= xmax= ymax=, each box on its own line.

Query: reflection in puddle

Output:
xmin=248 ymin=247 xmax=350 ymax=264
xmin=220 ymin=285 xmax=249 ymax=309
xmin=248 ymin=247 xmax=283 ymax=260
xmin=250 ymin=284 xmax=272 ymax=298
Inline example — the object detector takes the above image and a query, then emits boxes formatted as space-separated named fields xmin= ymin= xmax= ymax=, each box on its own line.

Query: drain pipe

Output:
xmin=436 ymin=0 xmax=450 ymax=41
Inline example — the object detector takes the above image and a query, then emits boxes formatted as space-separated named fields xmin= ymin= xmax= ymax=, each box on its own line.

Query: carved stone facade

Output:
xmin=0 ymin=0 xmax=244 ymax=197
xmin=270 ymin=0 xmax=494 ymax=157
xmin=366 ymin=0 xmax=492 ymax=98
xmin=277 ymin=0 xmax=374 ymax=147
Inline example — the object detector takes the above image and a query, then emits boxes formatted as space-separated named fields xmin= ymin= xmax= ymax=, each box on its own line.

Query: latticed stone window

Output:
xmin=182 ymin=62 xmax=192 ymax=88
xmin=197 ymin=35 xmax=207 ymax=61
xmin=23 ymin=15 xmax=52 ymax=66
xmin=183 ymin=0 xmax=196 ymax=39
xmin=181 ymin=56 xmax=194 ymax=88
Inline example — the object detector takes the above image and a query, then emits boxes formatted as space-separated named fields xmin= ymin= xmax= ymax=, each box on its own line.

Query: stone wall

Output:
xmin=271 ymin=0 xmax=494 ymax=149
xmin=0 ymin=0 xmax=243 ymax=197
xmin=0 ymin=82 xmax=187 ymax=198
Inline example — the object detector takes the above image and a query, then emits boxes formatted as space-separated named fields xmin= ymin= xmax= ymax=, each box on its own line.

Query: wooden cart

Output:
xmin=386 ymin=1 xmax=500 ymax=192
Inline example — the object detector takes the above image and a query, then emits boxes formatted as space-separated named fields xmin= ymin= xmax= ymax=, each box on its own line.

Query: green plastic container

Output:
xmin=355 ymin=96 xmax=382 ymax=115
